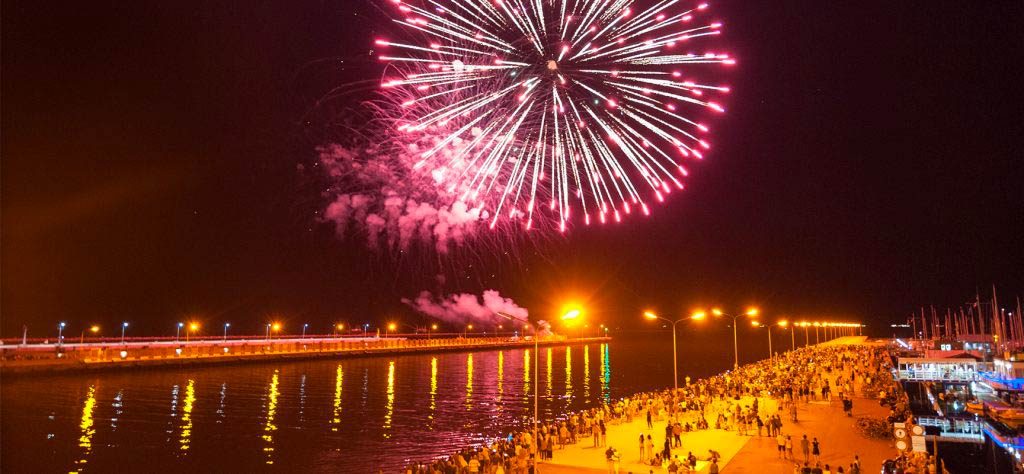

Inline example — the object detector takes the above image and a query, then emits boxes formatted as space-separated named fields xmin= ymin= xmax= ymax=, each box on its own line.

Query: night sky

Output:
xmin=3 ymin=1 xmax=1022 ymax=338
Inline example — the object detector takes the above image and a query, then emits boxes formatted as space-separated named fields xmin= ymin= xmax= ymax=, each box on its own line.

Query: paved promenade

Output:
xmin=539 ymin=337 xmax=895 ymax=473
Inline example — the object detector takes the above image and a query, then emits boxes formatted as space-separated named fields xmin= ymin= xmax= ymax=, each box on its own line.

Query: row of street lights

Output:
xmin=643 ymin=308 xmax=862 ymax=391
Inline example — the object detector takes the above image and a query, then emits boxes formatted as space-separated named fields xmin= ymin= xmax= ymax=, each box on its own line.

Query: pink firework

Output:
xmin=376 ymin=0 xmax=733 ymax=232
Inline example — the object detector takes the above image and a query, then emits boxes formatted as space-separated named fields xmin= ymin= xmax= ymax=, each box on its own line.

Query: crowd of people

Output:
xmin=402 ymin=343 xmax=899 ymax=474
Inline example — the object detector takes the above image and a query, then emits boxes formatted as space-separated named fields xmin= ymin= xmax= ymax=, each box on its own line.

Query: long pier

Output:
xmin=0 ymin=335 xmax=610 ymax=375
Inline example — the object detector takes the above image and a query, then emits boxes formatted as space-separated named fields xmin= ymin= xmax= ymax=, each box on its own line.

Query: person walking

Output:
xmin=776 ymin=432 xmax=786 ymax=458
xmin=800 ymin=434 xmax=810 ymax=463
xmin=785 ymin=435 xmax=794 ymax=460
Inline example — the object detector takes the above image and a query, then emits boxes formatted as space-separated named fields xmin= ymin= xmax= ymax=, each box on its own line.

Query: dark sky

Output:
xmin=3 ymin=1 xmax=1022 ymax=338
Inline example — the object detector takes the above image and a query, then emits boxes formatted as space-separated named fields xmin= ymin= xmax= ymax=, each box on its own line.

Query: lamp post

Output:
xmin=223 ymin=323 xmax=231 ymax=341
xmin=428 ymin=324 xmax=438 ymax=339
xmin=187 ymin=323 xmax=199 ymax=342
xmin=176 ymin=322 xmax=184 ymax=342
xmin=387 ymin=323 xmax=397 ymax=338
xmin=800 ymin=322 xmax=810 ymax=346
xmin=644 ymin=310 xmax=706 ymax=391
xmin=814 ymin=322 xmax=820 ymax=344
xmin=302 ymin=323 xmax=309 ymax=339
xmin=266 ymin=323 xmax=272 ymax=340
xmin=58 ymin=322 xmax=66 ymax=346
xmin=786 ymin=321 xmax=795 ymax=351
xmin=121 ymin=322 xmax=129 ymax=344
xmin=712 ymin=307 xmax=759 ymax=370
xmin=496 ymin=309 xmax=575 ymax=473
xmin=334 ymin=323 xmax=344 ymax=337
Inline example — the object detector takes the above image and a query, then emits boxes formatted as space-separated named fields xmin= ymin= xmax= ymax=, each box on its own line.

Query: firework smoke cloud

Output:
xmin=402 ymin=290 xmax=551 ymax=335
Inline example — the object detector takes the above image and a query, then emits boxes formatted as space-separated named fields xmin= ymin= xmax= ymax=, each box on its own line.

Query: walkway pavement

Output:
xmin=539 ymin=337 xmax=897 ymax=473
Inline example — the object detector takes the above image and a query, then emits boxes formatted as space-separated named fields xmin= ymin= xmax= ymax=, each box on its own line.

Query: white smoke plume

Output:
xmin=402 ymin=290 xmax=551 ymax=335
xmin=318 ymin=139 xmax=493 ymax=253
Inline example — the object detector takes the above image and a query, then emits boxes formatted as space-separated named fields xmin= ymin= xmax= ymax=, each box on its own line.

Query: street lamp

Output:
xmin=302 ymin=323 xmax=309 ymax=339
xmin=428 ymin=323 xmax=438 ymax=339
xmin=334 ymin=323 xmax=344 ymax=337
xmin=813 ymin=322 xmax=821 ymax=344
xmin=121 ymin=322 xmax=129 ymax=344
xmin=223 ymin=323 xmax=231 ymax=341
xmin=711 ymin=307 xmax=759 ymax=370
xmin=495 ymin=311 xmax=544 ymax=472
xmin=58 ymin=322 xmax=66 ymax=345
xmin=271 ymin=323 xmax=281 ymax=340
xmin=779 ymin=320 xmax=795 ymax=351
xmin=387 ymin=323 xmax=397 ymax=338
xmin=644 ymin=310 xmax=706 ymax=391
xmin=176 ymin=322 xmax=184 ymax=342
xmin=187 ymin=323 xmax=199 ymax=342
xmin=753 ymin=320 xmax=787 ymax=359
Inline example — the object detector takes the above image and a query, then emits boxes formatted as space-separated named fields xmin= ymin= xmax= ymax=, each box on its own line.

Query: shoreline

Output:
xmin=404 ymin=336 xmax=900 ymax=473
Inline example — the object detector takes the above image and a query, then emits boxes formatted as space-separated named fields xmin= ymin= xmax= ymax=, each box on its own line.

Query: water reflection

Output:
xmin=429 ymin=358 xmax=438 ymax=423
xmin=262 ymin=371 xmax=280 ymax=464
xmin=383 ymin=361 xmax=395 ymax=438
xmin=565 ymin=347 xmax=573 ymax=398
xmin=74 ymin=385 xmax=97 ymax=471
xmin=583 ymin=345 xmax=591 ymax=399
xmin=111 ymin=390 xmax=123 ymax=430
xmin=180 ymin=379 xmax=196 ymax=452
xmin=2 ymin=341 xmax=666 ymax=473
xmin=217 ymin=383 xmax=227 ymax=422
xmin=545 ymin=348 xmax=553 ymax=400
xmin=600 ymin=343 xmax=612 ymax=402
xmin=465 ymin=354 xmax=474 ymax=409
xmin=331 ymin=364 xmax=343 ymax=432
xmin=496 ymin=351 xmax=504 ymax=404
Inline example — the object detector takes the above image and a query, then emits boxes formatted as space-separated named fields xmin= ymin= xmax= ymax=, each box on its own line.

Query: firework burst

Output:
xmin=376 ymin=0 xmax=733 ymax=233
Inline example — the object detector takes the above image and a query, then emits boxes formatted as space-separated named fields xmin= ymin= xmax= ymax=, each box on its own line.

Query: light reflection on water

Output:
xmin=2 ymin=338 xmax=733 ymax=472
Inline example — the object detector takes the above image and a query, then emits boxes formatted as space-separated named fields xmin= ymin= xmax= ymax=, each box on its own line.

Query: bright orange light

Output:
xmin=388 ymin=323 xmax=397 ymax=331
xmin=189 ymin=323 xmax=200 ymax=331
xmin=813 ymin=322 xmax=820 ymax=327
xmin=643 ymin=311 xmax=659 ymax=320
xmin=691 ymin=311 xmax=707 ymax=320
xmin=271 ymin=323 xmax=281 ymax=331
xmin=336 ymin=323 xmax=344 ymax=330
xmin=90 ymin=325 xmax=100 ymax=333
xmin=778 ymin=320 xmax=788 ymax=327
xmin=562 ymin=309 xmax=581 ymax=320
xmin=711 ymin=308 xmax=723 ymax=316
xmin=751 ymin=320 xmax=761 ymax=327
xmin=431 ymin=324 xmax=438 ymax=330
xmin=745 ymin=307 xmax=759 ymax=317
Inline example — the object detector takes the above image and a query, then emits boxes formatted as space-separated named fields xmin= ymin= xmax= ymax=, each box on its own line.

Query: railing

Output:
xmin=896 ymin=369 xmax=978 ymax=382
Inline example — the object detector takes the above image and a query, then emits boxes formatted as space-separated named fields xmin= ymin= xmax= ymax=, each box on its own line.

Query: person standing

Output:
xmin=800 ymin=434 xmax=810 ymax=463
xmin=645 ymin=435 xmax=655 ymax=464
xmin=785 ymin=435 xmax=794 ymax=460
xmin=599 ymin=420 xmax=607 ymax=447
xmin=647 ymin=409 xmax=653 ymax=429
xmin=776 ymin=432 xmax=786 ymax=459
xmin=638 ymin=434 xmax=646 ymax=462
xmin=593 ymin=422 xmax=601 ymax=447
xmin=812 ymin=437 xmax=820 ymax=462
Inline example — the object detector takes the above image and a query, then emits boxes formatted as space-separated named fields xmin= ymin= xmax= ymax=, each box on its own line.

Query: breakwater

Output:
xmin=0 ymin=335 xmax=610 ymax=375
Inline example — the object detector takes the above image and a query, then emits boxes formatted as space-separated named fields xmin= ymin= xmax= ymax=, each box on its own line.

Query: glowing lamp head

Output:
xmin=189 ymin=323 xmax=199 ymax=331
xmin=643 ymin=311 xmax=659 ymax=320
xmin=466 ymin=324 xmax=473 ymax=330
xmin=745 ymin=308 xmax=759 ymax=317
xmin=388 ymin=323 xmax=397 ymax=331
xmin=337 ymin=324 xmax=345 ymax=330
xmin=178 ymin=322 xmax=184 ymax=328
xmin=751 ymin=320 xmax=761 ymax=327
xmin=90 ymin=325 xmax=100 ymax=333
xmin=778 ymin=320 xmax=788 ymax=327
xmin=271 ymin=323 xmax=281 ymax=331
xmin=122 ymin=322 xmax=129 ymax=328
xmin=431 ymin=324 xmax=438 ymax=330
xmin=561 ymin=309 xmax=581 ymax=321
xmin=691 ymin=311 xmax=707 ymax=321
xmin=711 ymin=308 xmax=723 ymax=316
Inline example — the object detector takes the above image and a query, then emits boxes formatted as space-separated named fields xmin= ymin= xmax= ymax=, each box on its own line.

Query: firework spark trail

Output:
xmin=376 ymin=0 xmax=732 ymax=234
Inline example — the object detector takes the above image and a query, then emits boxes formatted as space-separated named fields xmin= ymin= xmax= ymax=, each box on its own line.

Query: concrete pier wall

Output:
xmin=0 ymin=336 xmax=611 ymax=375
